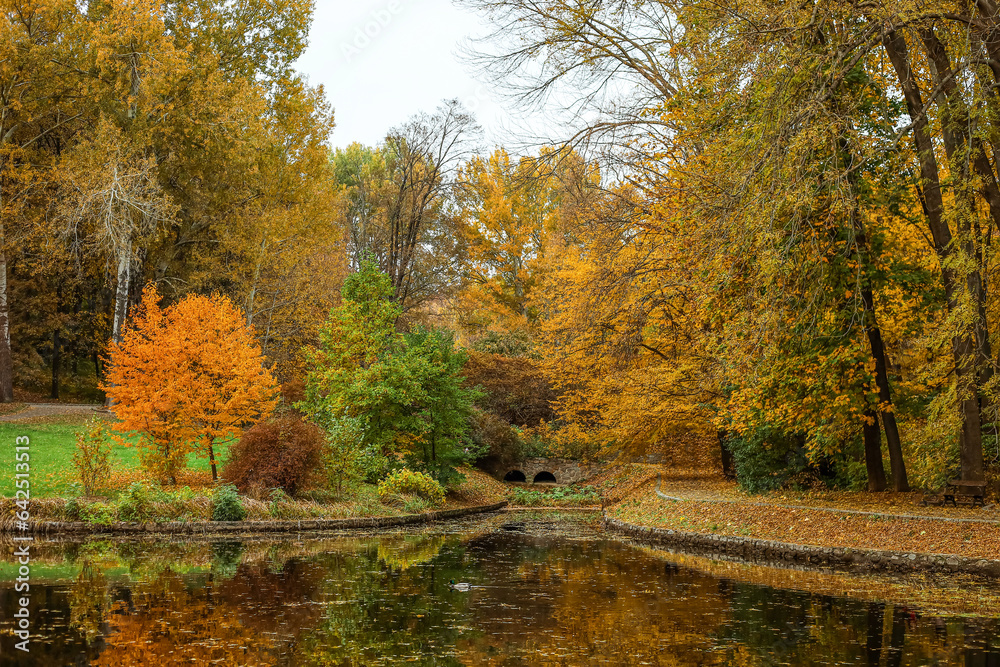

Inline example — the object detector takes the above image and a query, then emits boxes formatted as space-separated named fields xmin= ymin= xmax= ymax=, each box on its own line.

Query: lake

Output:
xmin=0 ymin=511 xmax=997 ymax=665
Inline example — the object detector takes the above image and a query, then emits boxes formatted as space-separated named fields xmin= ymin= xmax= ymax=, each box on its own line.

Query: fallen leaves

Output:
xmin=612 ymin=471 xmax=1000 ymax=560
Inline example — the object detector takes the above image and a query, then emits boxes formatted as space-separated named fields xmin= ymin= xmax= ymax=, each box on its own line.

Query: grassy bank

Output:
xmin=0 ymin=466 xmax=508 ymax=528
xmin=505 ymin=484 xmax=601 ymax=507
xmin=0 ymin=413 xmax=509 ymax=528
xmin=0 ymin=415 xmax=228 ymax=497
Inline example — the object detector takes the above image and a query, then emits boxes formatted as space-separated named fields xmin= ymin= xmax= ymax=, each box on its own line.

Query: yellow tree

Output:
xmin=0 ymin=0 xmax=84 ymax=401
xmin=536 ymin=182 xmax=720 ymax=461
xmin=217 ymin=77 xmax=345 ymax=379
xmin=102 ymin=284 xmax=278 ymax=483
xmin=454 ymin=147 xmax=598 ymax=340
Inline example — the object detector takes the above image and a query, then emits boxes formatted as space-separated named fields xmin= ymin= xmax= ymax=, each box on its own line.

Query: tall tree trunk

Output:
xmin=839 ymin=133 xmax=910 ymax=491
xmin=883 ymin=31 xmax=985 ymax=482
xmin=860 ymin=287 xmax=909 ymax=491
xmin=105 ymin=238 xmax=132 ymax=409
xmin=718 ymin=430 xmax=736 ymax=479
xmin=51 ymin=329 xmax=61 ymax=400
xmin=112 ymin=239 xmax=132 ymax=345
xmin=862 ymin=408 xmax=887 ymax=492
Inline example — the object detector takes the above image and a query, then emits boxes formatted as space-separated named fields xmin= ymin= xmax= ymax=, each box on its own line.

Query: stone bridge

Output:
xmin=498 ymin=457 xmax=600 ymax=485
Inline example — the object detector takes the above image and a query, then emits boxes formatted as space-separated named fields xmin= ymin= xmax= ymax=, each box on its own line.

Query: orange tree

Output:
xmin=102 ymin=284 xmax=279 ymax=483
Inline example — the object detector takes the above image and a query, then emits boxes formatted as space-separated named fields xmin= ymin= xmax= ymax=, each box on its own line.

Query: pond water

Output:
xmin=0 ymin=512 xmax=997 ymax=666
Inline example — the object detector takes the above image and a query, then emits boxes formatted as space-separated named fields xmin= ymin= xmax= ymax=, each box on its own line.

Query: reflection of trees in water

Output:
xmin=68 ymin=560 xmax=111 ymax=643
xmin=718 ymin=582 xmax=1000 ymax=666
xmin=93 ymin=570 xmax=281 ymax=665
xmin=454 ymin=533 xmax=731 ymax=665
xmin=2 ymin=529 xmax=999 ymax=665
xmin=211 ymin=541 xmax=244 ymax=579
xmin=377 ymin=535 xmax=448 ymax=571
xmin=295 ymin=537 xmax=480 ymax=665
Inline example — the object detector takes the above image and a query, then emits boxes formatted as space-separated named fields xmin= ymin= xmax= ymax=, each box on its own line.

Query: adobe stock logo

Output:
xmin=341 ymin=1 xmax=404 ymax=63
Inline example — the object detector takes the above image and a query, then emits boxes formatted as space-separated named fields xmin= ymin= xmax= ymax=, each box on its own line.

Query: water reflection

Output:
xmin=0 ymin=515 xmax=996 ymax=665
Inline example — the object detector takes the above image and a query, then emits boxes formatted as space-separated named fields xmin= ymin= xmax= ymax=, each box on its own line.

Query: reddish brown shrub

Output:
xmin=222 ymin=416 xmax=323 ymax=496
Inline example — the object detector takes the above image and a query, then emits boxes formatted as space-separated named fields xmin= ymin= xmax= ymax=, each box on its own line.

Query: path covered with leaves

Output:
xmin=609 ymin=467 xmax=1000 ymax=560
xmin=0 ymin=403 xmax=102 ymax=422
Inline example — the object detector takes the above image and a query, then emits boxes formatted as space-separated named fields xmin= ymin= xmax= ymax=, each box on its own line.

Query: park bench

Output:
xmin=942 ymin=480 xmax=987 ymax=508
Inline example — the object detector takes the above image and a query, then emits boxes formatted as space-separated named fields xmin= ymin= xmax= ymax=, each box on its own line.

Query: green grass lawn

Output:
xmin=0 ymin=415 xmax=230 ymax=498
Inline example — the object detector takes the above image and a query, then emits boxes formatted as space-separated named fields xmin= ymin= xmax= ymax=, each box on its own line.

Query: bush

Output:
xmin=81 ymin=503 xmax=115 ymax=525
xmin=116 ymin=482 xmax=154 ymax=522
xmin=212 ymin=484 xmax=246 ymax=521
xmin=73 ymin=418 xmax=112 ymax=496
xmin=377 ymin=469 xmax=445 ymax=506
xmin=222 ymin=416 xmax=324 ymax=496
xmin=64 ymin=497 xmax=82 ymax=521
xmin=726 ymin=428 xmax=813 ymax=493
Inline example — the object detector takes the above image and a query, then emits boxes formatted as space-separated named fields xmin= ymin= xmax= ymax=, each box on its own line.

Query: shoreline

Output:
xmin=603 ymin=515 xmax=1000 ymax=579
xmin=6 ymin=501 xmax=508 ymax=537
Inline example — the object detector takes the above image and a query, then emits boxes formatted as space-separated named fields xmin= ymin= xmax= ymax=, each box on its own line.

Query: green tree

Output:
xmin=301 ymin=260 xmax=480 ymax=485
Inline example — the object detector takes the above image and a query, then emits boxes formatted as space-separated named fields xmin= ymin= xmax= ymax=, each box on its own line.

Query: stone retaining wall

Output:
xmin=10 ymin=502 xmax=507 ymax=537
xmin=603 ymin=515 xmax=1000 ymax=579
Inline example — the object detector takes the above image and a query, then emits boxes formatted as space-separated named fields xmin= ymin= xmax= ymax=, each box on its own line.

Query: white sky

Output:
xmin=295 ymin=0 xmax=513 ymax=149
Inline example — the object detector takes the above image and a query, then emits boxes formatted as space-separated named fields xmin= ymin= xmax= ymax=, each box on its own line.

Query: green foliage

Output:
xmin=400 ymin=326 xmax=484 ymax=484
xmin=322 ymin=417 xmax=365 ymax=494
xmin=509 ymin=485 xmax=599 ymax=507
xmin=64 ymin=497 xmax=82 ymax=521
xmin=377 ymin=469 xmax=446 ymax=506
xmin=81 ymin=502 xmax=116 ymax=526
xmin=301 ymin=261 xmax=482 ymax=485
xmin=116 ymin=482 xmax=155 ymax=522
xmin=359 ymin=446 xmax=394 ymax=484
xmin=725 ymin=428 xmax=811 ymax=494
xmin=211 ymin=484 xmax=247 ymax=522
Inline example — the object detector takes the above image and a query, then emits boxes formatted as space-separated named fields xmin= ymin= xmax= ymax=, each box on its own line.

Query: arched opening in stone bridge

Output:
xmin=533 ymin=471 xmax=557 ymax=484
xmin=503 ymin=470 xmax=527 ymax=482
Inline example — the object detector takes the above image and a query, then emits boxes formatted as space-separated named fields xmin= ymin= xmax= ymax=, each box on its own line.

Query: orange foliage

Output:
xmin=102 ymin=284 xmax=279 ymax=483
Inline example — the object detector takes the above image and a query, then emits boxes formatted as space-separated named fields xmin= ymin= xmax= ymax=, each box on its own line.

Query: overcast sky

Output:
xmin=294 ymin=0 xmax=514 ymax=149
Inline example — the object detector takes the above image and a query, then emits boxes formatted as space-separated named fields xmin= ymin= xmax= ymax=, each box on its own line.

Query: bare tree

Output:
xmin=339 ymin=99 xmax=479 ymax=310
xmin=59 ymin=122 xmax=175 ymax=348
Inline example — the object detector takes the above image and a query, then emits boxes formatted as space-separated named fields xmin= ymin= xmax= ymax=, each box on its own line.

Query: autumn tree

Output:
xmin=103 ymin=284 xmax=279 ymax=483
xmin=0 ymin=0 xmax=84 ymax=401
xmin=460 ymin=0 xmax=1000 ymax=491
xmin=334 ymin=100 xmax=478 ymax=312
xmin=0 ymin=0 xmax=339 ymax=404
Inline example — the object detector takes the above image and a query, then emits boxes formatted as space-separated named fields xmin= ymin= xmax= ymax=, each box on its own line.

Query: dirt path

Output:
xmin=0 ymin=403 xmax=104 ymax=422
